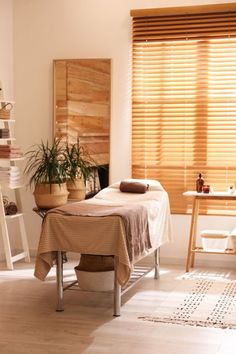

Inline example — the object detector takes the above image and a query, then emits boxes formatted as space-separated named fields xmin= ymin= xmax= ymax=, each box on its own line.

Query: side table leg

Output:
xmin=186 ymin=198 xmax=199 ymax=272
xmin=190 ymin=199 xmax=199 ymax=268
xmin=56 ymin=251 xmax=64 ymax=312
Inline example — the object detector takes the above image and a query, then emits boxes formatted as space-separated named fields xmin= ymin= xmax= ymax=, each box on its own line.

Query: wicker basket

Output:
xmin=67 ymin=178 xmax=86 ymax=200
xmin=74 ymin=267 xmax=114 ymax=291
xmin=74 ymin=254 xmax=114 ymax=291
xmin=0 ymin=103 xmax=13 ymax=120
xmin=33 ymin=183 xmax=69 ymax=209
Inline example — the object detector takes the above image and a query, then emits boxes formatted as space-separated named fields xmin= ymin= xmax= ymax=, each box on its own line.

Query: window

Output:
xmin=131 ymin=4 xmax=236 ymax=215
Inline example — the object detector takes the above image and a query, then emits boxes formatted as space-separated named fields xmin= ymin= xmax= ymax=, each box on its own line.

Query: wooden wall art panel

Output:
xmin=53 ymin=59 xmax=111 ymax=168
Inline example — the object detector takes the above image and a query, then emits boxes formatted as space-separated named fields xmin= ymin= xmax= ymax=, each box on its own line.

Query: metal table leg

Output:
xmin=113 ymin=256 xmax=121 ymax=317
xmin=154 ymin=248 xmax=160 ymax=279
xmin=56 ymin=251 xmax=64 ymax=312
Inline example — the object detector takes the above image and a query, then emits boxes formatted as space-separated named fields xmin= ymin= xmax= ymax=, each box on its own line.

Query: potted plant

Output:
xmin=65 ymin=142 xmax=96 ymax=200
xmin=24 ymin=139 xmax=69 ymax=209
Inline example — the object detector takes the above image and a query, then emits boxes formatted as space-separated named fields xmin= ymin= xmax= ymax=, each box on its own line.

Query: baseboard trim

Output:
xmin=1 ymin=250 xmax=234 ymax=270
xmin=140 ymin=254 xmax=236 ymax=269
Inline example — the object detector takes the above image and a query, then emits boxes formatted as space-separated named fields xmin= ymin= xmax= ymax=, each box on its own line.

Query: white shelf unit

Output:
xmin=0 ymin=102 xmax=30 ymax=269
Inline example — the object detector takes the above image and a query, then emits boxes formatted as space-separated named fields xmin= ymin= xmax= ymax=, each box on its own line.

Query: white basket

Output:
xmin=230 ymin=236 xmax=236 ymax=251
xmin=201 ymin=229 xmax=229 ymax=252
xmin=230 ymin=227 xmax=236 ymax=251
xmin=74 ymin=267 xmax=114 ymax=292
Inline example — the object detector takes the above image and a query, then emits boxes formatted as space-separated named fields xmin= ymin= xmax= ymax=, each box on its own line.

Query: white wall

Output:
xmin=0 ymin=0 xmax=14 ymax=98
xmin=8 ymin=0 xmax=236 ymax=266
xmin=0 ymin=0 xmax=14 ymax=260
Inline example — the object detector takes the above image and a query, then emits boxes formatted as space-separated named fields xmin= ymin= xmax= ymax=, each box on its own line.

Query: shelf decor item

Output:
xmin=65 ymin=142 xmax=96 ymax=200
xmin=0 ymin=102 xmax=13 ymax=119
xmin=196 ymin=173 xmax=204 ymax=193
xmin=24 ymin=139 xmax=69 ymax=209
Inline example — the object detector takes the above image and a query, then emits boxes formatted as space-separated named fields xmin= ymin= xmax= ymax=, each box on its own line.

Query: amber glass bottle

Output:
xmin=196 ymin=173 xmax=204 ymax=193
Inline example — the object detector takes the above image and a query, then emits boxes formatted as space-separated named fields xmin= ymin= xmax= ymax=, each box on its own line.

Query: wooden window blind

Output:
xmin=131 ymin=4 xmax=236 ymax=215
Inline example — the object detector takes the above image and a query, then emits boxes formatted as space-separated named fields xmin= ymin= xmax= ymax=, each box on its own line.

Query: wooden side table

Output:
xmin=183 ymin=191 xmax=236 ymax=272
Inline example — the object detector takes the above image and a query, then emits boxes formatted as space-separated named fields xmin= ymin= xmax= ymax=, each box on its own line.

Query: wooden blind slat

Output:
xmin=131 ymin=3 xmax=236 ymax=17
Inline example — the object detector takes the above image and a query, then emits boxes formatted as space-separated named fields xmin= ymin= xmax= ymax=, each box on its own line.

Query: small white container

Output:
xmin=230 ymin=236 xmax=236 ymax=251
xmin=200 ymin=229 xmax=229 ymax=252
xmin=74 ymin=267 xmax=114 ymax=292
xmin=230 ymin=228 xmax=236 ymax=251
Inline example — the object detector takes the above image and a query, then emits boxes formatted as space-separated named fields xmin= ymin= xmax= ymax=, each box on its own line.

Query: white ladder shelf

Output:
xmin=0 ymin=100 xmax=30 ymax=269
xmin=0 ymin=185 xmax=30 ymax=269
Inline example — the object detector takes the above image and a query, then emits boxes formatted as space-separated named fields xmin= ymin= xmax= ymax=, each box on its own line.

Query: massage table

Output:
xmin=34 ymin=179 xmax=172 ymax=316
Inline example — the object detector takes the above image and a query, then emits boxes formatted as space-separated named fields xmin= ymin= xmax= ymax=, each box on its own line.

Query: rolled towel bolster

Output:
xmin=119 ymin=180 xmax=149 ymax=193
xmin=6 ymin=202 xmax=18 ymax=215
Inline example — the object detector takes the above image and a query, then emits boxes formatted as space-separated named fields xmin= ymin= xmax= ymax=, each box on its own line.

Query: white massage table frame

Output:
xmin=55 ymin=248 xmax=160 ymax=316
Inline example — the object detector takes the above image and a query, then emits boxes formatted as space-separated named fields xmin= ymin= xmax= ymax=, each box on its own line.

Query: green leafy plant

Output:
xmin=24 ymin=139 xmax=67 ymax=187
xmin=65 ymin=142 xmax=96 ymax=183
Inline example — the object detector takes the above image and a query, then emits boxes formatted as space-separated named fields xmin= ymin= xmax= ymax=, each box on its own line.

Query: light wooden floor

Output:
xmin=0 ymin=258 xmax=236 ymax=354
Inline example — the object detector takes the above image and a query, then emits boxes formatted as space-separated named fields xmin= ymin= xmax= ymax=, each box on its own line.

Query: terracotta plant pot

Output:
xmin=33 ymin=183 xmax=69 ymax=209
xmin=66 ymin=178 xmax=86 ymax=201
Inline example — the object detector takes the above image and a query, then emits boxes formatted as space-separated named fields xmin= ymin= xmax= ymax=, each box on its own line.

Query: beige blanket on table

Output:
xmin=34 ymin=213 xmax=132 ymax=286
xmin=47 ymin=202 xmax=151 ymax=262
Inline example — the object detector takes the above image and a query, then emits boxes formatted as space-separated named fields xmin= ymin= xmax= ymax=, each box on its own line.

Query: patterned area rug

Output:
xmin=139 ymin=278 xmax=236 ymax=329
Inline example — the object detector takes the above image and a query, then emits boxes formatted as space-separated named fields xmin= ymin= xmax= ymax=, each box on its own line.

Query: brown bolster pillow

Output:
xmin=120 ymin=181 xmax=149 ymax=193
